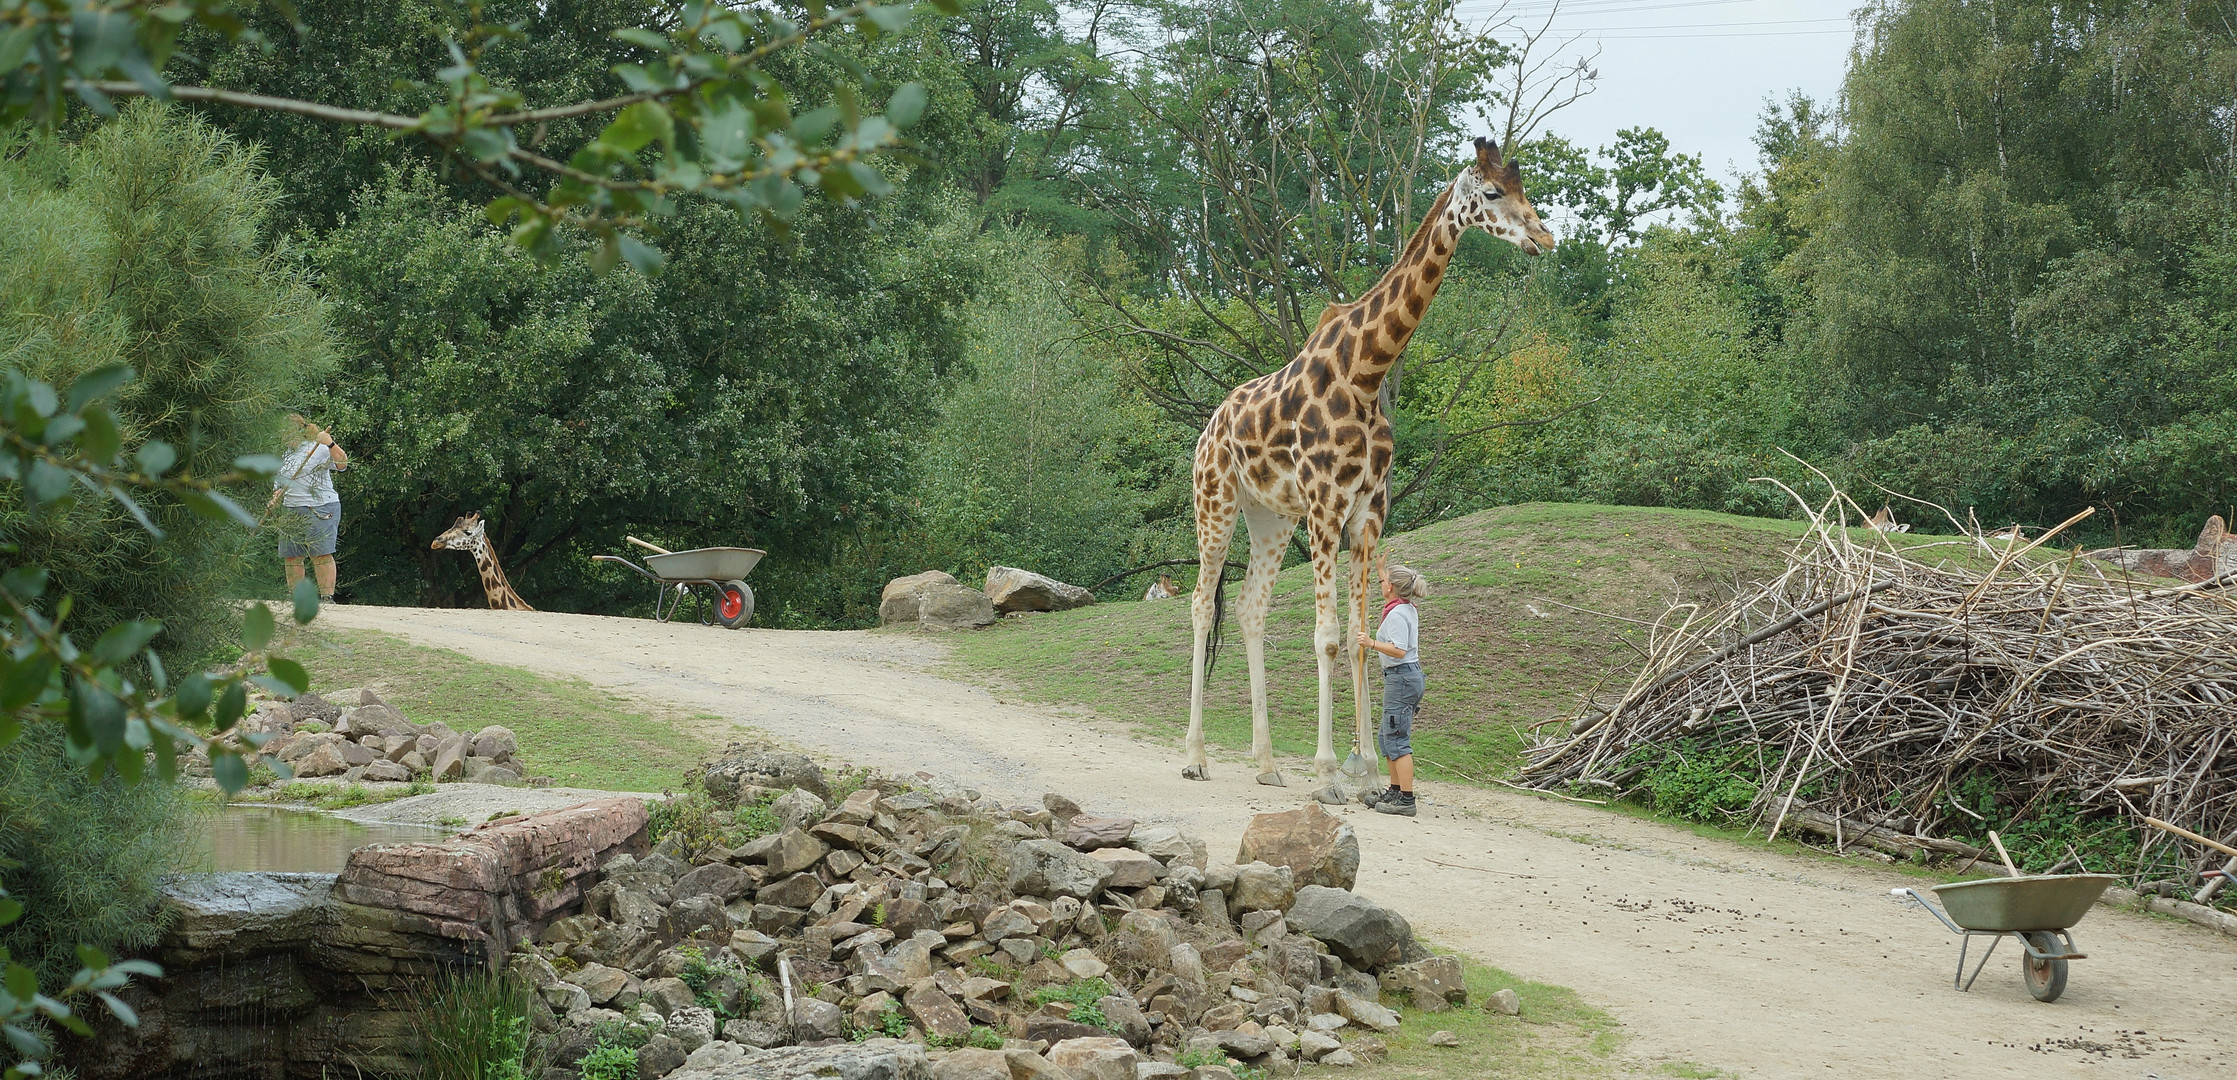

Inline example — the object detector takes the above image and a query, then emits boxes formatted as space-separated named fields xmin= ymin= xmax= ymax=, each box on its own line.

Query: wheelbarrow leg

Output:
xmin=1959 ymin=932 xmax=2001 ymax=992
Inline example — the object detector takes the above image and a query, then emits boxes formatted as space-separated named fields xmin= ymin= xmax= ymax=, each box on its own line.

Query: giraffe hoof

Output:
xmin=1313 ymin=784 xmax=1347 ymax=805
xmin=1256 ymin=771 xmax=1287 ymax=788
xmin=1181 ymin=765 xmax=1210 ymax=782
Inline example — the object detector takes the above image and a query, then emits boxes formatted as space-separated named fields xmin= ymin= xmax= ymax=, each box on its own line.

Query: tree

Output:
xmin=1517 ymin=127 xmax=1723 ymax=251
xmin=2 ymin=0 xmax=958 ymax=266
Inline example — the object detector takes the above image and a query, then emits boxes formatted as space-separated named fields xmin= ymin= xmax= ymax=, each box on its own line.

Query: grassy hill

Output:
xmin=945 ymin=502 xmax=1888 ymax=785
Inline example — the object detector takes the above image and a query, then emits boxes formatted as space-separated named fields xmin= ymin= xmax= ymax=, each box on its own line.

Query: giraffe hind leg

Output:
xmin=1184 ymin=462 xmax=1239 ymax=781
xmin=1240 ymin=500 xmax=1291 ymax=787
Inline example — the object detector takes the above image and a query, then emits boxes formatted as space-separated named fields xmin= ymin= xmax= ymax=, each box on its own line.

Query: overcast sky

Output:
xmin=1461 ymin=0 xmax=1863 ymax=187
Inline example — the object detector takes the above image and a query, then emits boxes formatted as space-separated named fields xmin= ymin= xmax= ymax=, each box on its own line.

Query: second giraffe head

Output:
xmin=431 ymin=512 xmax=489 ymax=551
xmin=1450 ymin=136 xmax=1556 ymax=256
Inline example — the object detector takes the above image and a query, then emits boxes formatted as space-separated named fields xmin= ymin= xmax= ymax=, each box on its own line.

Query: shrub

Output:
xmin=575 ymin=1040 xmax=637 ymax=1080
xmin=1626 ymin=737 xmax=1765 ymax=823
xmin=408 ymin=968 xmax=535 ymax=1080
xmin=0 ymin=724 xmax=189 ymax=982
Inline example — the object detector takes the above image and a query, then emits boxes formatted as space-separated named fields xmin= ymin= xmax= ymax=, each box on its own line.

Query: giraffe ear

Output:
xmin=1474 ymin=136 xmax=1503 ymax=174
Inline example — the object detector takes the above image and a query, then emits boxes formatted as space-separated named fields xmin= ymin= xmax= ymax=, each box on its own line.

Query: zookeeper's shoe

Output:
xmin=1374 ymin=791 xmax=1417 ymax=817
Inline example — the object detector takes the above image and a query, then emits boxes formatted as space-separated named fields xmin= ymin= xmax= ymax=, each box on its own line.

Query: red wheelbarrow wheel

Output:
xmin=717 ymin=580 xmax=754 ymax=629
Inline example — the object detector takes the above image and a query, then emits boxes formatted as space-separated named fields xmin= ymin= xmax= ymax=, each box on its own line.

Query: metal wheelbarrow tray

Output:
xmin=1893 ymin=874 xmax=2117 ymax=1003
xmin=592 ymin=545 xmax=766 ymax=629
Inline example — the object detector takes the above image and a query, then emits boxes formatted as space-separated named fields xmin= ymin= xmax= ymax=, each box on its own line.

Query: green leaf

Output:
xmin=242 ymin=604 xmax=275 ymax=651
xmin=4 ymin=962 xmax=33 ymax=1002
xmin=95 ymin=992 xmax=138 ymax=1028
xmin=616 ymin=234 xmax=666 ymax=276
xmin=181 ymin=489 xmax=258 ymax=527
xmin=0 ymin=27 xmax=37 ymax=74
xmin=62 ymin=365 xmax=135 ymax=414
xmin=91 ymin=621 xmax=161 ymax=665
xmin=266 ymin=657 xmax=309 ymax=696
xmin=0 ymin=897 xmax=20 ymax=929
xmin=599 ymin=101 xmax=675 ymax=154
xmin=211 ymin=752 xmax=247 ymax=794
xmin=134 ymin=440 xmax=177 ymax=477
xmin=233 ymin=453 xmax=283 ymax=476
xmin=612 ymin=27 xmax=670 ymax=51
xmin=864 ymin=4 xmax=913 ymax=32
xmin=0 ymin=566 xmax=48 ymax=599
xmin=216 ymin=680 xmax=247 ymax=728
xmin=0 ymin=655 xmax=53 ymax=712
xmin=173 ymin=672 xmax=213 ymax=720
xmin=462 ymin=126 xmax=511 ymax=163
xmin=292 ymin=579 xmax=321 ymax=625
xmin=886 ymin=82 xmax=927 ymax=129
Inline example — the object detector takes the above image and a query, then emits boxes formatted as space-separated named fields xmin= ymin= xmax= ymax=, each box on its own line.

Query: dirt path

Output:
xmin=319 ymin=606 xmax=2236 ymax=1079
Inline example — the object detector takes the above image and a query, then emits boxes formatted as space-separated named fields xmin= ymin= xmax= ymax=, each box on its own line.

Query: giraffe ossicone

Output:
xmin=431 ymin=511 xmax=536 ymax=611
xmin=1181 ymin=135 xmax=1554 ymax=795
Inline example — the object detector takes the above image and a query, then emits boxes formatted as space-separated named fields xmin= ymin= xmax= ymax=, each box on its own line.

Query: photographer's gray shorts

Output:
xmin=277 ymin=502 xmax=340 ymax=558
xmin=1379 ymin=661 xmax=1423 ymax=760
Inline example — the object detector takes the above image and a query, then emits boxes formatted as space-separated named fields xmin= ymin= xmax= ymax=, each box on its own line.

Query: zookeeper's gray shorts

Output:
xmin=276 ymin=501 xmax=340 ymax=559
xmin=1379 ymin=661 xmax=1423 ymax=760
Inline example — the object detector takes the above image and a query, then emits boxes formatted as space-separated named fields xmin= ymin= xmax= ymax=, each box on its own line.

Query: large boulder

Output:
xmin=983 ymin=567 xmax=1096 ymax=614
xmin=469 ymin=725 xmax=518 ymax=763
xmin=1287 ymin=885 xmax=1410 ymax=970
xmin=1063 ymin=815 xmax=1136 ymax=851
xmin=1236 ymin=802 xmax=1359 ymax=890
xmin=1045 ymin=1036 xmax=1139 ymax=1080
xmin=1381 ymin=955 xmax=1468 ymax=1011
xmin=668 ymin=1040 xmax=930 ymax=1080
xmin=880 ymin=570 xmax=959 ymax=626
xmin=914 ymin=584 xmax=997 ymax=631
xmin=1007 ymin=839 xmax=1114 ymax=900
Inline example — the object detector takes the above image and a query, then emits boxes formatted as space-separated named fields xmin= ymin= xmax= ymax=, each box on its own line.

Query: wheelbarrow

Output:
xmin=593 ymin=536 xmax=764 ymax=629
xmin=1891 ymin=832 xmax=2114 ymax=1002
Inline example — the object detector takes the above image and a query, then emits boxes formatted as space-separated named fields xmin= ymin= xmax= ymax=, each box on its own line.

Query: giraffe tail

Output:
xmin=1203 ymin=564 xmax=1230 ymax=676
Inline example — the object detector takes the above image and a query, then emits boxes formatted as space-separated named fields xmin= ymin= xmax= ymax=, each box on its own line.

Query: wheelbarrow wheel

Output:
xmin=2022 ymin=932 xmax=2068 ymax=1002
xmin=717 ymin=581 xmax=754 ymax=629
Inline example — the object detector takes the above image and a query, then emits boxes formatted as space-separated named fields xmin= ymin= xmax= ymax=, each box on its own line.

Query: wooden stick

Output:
xmin=2145 ymin=817 xmax=2237 ymax=860
xmin=1988 ymin=831 xmax=2023 ymax=877
xmin=626 ymin=535 xmax=673 ymax=555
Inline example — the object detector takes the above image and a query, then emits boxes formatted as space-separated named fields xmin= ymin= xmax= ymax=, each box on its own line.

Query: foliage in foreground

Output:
xmin=410 ymin=968 xmax=537 ymax=1080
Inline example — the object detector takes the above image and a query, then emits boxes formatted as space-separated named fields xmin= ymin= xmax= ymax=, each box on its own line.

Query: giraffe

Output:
xmin=431 ymin=512 xmax=535 ymax=611
xmin=1182 ymin=136 xmax=1554 ymax=798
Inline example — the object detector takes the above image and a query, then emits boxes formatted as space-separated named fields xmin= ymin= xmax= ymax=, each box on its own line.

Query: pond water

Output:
xmin=189 ymin=806 xmax=453 ymax=873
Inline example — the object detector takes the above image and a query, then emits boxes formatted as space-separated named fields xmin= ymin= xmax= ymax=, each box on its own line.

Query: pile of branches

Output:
xmin=1520 ymin=487 xmax=2237 ymax=887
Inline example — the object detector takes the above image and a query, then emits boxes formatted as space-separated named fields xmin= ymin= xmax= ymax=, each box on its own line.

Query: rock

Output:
xmin=399 ymin=750 xmax=428 ymax=772
xmin=862 ymin=937 xmax=935 ymax=992
xmin=1236 ymin=803 xmax=1357 ymax=891
xmin=1381 ymin=956 xmax=1466 ymax=1010
xmin=1005 ymin=1048 xmax=1079 ymax=1080
xmin=674 ymin=863 xmax=753 ymax=904
xmin=725 ymin=1020 xmax=787 ymax=1050
xmin=1024 ymin=1016 xmax=1107 ymax=1044
xmin=673 ymin=1041 xmax=931 ymax=1079
xmin=880 ymin=570 xmax=959 ymax=625
xmin=294 ymin=742 xmax=351 ymax=777
xmin=637 ymin=1033 xmax=686 ymax=1079
xmin=1225 ymin=863 xmax=1294 ymax=916
xmin=1198 ymin=1002 xmax=1249 ymax=1031
xmin=701 ymin=745 xmax=829 ymax=805
xmin=1286 ymin=886 xmax=1406 ymax=970
xmin=1098 ymin=994 xmax=1151 ymax=1047
xmin=755 ymin=872 xmax=823 ymax=910
xmin=642 ymin=977 xmax=696 ymax=1017
xmin=791 ymin=997 xmax=846 ymax=1041
xmin=1043 ymin=792 xmax=1085 ymax=823
xmin=1304 ymin=1012 xmax=1346 ymax=1034
xmin=464 ymin=758 xmax=523 ymax=786
xmin=668 ymin=894 xmax=730 ymax=938
xmin=1297 ymin=1029 xmax=1342 ymax=1061
xmin=566 ymin=962 xmax=631 ymax=1006
xmin=811 ymin=822 xmax=885 ymax=852
xmin=667 ymin=1005 xmax=717 ymax=1053
xmin=1009 ymin=840 xmax=1114 ymax=901
xmin=1427 ymin=1030 xmax=1460 ymax=1047
xmin=431 ymin=735 xmax=467 ymax=781
xmin=1063 ymin=815 xmax=1136 ymax=851
xmin=1332 ymin=991 xmax=1399 ymax=1033
xmin=470 ymin=725 xmax=518 ymax=763
xmin=1214 ymin=1029 xmax=1272 ymax=1059
xmin=1489 ymin=987 xmax=1520 ymax=1016
xmin=930 ymin=1048 xmax=1011 ymax=1080
xmin=726 ymin=928 xmax=779 ymax=966
xmin=1318 ymin=1049 xmax=1359 ymax=1068
xmin=361 ymin=759 xmax=412 ymax=782
xmin=983 ymin=566 xmax=1097 ymax=613
xmin=338 ymin=740 xmax=377 ymax=767
xmin=1136 ymin=1064 xmax=1188 ymax=1080
xmin=1126 ymin=826 xmax=1206 ymax=870
xmin=902 ymin=983 xmax=971 ymax=1041
xmin=1085 ymin=848 xmax=1163 ymax=890
xmin=1046 ymin=1036 xmax=1139 ymax=1080
xmin=747 ymin=828 xmax=830 ymax=876
xmin=681 ymin=1040 xmax=749 ymax=1071
xmin=915 ymin=584 xmax=998 ymax=630
xmin=1058 ymin=948 xmax=1109 ymax=979
xmin=771 ymin=788 xmax=827 ymax=833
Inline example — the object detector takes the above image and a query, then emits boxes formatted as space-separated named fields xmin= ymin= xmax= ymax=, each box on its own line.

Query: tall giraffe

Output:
xmin=1183 ymin=137 xmax=1554 ymax=797
xmin=431 ymin=512 xmax=535 ymax=611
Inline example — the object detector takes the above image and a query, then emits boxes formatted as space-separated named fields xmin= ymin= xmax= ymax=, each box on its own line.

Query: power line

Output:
xmin=1536 ymin=14 xmax=1849 ymax=27
xmin=1458 ymin=0 xmax=1830 ymax=14
xmin=1565 ymin=25 xmax=1853 ymax=35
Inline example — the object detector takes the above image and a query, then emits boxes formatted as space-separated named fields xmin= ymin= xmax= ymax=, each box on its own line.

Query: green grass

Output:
xmin=283 ymin=626 xmax=720 ymax=792
xmin=1367 ymin=951 xmax=1627 ymax=1079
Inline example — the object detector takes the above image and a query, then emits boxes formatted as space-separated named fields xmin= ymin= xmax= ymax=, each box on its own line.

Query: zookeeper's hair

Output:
xmin=1387 ymin=564 xmax=1430 ymax=601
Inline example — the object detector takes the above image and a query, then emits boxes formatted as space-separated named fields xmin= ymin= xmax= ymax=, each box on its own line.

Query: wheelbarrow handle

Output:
xmin=591 ymin=554 xmax=660 ymax=582
xmin=1892 ymin=887 xmax=1968 ymax=935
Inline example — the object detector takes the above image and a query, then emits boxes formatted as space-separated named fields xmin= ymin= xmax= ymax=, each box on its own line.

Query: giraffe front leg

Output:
xmin=1240 ymin=502 xmax=1290 ymax=787
xmin=1184 ymin=469 xmax=1237 ymax=782
xmin=1306 ymin=516 xmax=1343 ymax=794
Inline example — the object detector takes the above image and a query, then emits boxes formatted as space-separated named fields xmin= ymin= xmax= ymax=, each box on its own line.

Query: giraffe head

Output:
xmin=1450 ymin=136 xmax=1555 ymax=256
xmin=431 ymin=512 xmax=488 ymax=552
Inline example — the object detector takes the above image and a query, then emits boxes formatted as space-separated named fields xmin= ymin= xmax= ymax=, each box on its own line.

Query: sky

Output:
xmin=1455 ymin=0 xmax=1864 ymax=188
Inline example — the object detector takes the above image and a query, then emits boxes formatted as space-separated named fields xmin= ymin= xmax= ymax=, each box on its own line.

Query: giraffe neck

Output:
xmin=1333 ymin=186 xmax=1462 ymax=393
xmin=472 ymin=537 xmax=526 ymax=609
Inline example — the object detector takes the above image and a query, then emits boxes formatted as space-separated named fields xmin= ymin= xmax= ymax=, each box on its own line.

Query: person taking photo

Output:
xmin=270 ymin=414 xmax=348 ymax=603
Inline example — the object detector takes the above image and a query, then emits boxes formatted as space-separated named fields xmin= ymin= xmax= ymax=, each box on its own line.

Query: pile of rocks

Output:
xmin=519 ymin=778 xmax=1470 ymax=1080
xmin=189 ymin=686 xmax=537 ymax=786
xmin=879 ymin=566 xmax=1095 ymax=631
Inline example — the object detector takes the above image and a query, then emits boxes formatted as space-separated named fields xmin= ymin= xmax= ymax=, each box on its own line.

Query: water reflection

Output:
xmin=190 ymin=805 xmax=452 ymax=873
